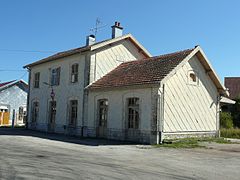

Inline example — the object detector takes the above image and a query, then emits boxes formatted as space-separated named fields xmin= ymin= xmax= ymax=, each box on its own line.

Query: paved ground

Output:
xmin=0 ymin=128 xmax=240 ymax=180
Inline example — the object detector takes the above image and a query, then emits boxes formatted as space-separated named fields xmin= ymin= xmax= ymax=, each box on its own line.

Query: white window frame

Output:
xmin=98 ymin=99 xmax=108 ymax=127
xmin=127 ymin=97 xmax=140 ymax=129
xmin=34 ymin=72 xmax=40 ymax=88
xmin=51 ymin=67 xmax=61 ymax=86
xmin=71 ymin=64 xmax=79 ymax=83
xmin=69 ymin=100 xmax=78 ymax=126
xmin=188 ymin=70 xmax=199 ymax=86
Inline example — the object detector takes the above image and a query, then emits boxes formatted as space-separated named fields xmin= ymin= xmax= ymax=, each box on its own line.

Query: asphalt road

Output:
xmin=0 ymin=128 xmax=240 ymax=180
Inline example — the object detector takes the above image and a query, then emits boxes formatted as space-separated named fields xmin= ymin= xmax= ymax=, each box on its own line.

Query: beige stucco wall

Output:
xmin=87 ymin=87 xmax=158 ymax=143
xmin=163 ymin=55 xmax=219 ymax=134
xmin=28 ymin=53 xmax=86 ymax=133
xmin=28 ymin=39 xmax=146 ymax=134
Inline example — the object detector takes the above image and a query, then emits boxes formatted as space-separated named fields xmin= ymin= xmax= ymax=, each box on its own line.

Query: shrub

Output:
xmin=220 ymin=112 xmax=233 ymax=129
xmin=221 ymin=128 xmax=240 ymax=139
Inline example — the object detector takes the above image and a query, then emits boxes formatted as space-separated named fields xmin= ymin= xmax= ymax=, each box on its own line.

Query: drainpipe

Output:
xmin=160 ymin=84 xmax=165 ymax=144
xmin=25 ymin=68 xmax=31 ymax=129
xmin=216 ymin=95 xmax=221 ymax=138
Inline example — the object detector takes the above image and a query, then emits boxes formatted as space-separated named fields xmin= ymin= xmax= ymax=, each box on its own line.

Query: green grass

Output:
xmin=154 ymin=137 xmax=232 ymax=148
xmin=221 ymin=128 xmax=240 ymax=139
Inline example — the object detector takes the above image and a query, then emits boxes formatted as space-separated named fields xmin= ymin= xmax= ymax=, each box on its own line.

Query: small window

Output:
xmin=32 ymin=101 xmax=39 ymax=122
xmin=188 ymin=71 xmax=198 ymax=85
xmin=51 ymin=67 xmax=61 ymax=86
xmin=71 ymin=64 xmax=79 ymax=83
xmin=69 ymin=100 xmax=78 ymax=126
xmin=190 ymin=73 xmax=196 ymax=82
xmin=98 ymin=99 xmax=108 ymax=127
xmin=127 ymin=98 xmax=139 ymax=129
xmin=34 ymin=72 xmax=40 ymax=88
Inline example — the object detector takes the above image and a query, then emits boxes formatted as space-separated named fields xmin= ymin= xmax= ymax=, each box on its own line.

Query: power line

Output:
xmin=0 ymin=69 xmax=26 ymax=72
xmin=0 ymin=49 xmax=57 ymax=53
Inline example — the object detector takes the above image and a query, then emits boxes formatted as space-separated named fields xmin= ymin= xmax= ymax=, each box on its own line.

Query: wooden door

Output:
xmin=48 ymin=101 xmax=56 ymax=132
xmin=0 ymin=112 xmax=9 ymax=125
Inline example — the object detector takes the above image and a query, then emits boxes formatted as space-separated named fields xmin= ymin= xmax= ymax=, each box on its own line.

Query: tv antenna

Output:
xmin=90 ymin=18 xmax=107 ymax=38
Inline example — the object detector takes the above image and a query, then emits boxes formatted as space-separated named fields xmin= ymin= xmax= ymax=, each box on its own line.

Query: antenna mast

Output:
xmin=90 ymin=18 xmax=107 ymax=39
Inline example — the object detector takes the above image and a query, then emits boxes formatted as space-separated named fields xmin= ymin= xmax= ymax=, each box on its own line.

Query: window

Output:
xmin=34 ymin=72 xmax=40 ymax=88
xmin=32 ymin=102 xmax=39 ymax=122
xmin=69 ymin=100 xmax=78 ymax=126
xmin=188 ymin=70 xmax=198 ymax=85
xmin=98 ymin=99 xmax=108 ymax=127
xmin=190 ymin=73 xmax=196 ymax=82
xmin=18 ymin=106 xmax=24 ymax=120
xmin=127 ymin=98 xmax=139 ymax=129
xmin=51 ymin=67 xmax=61 ymax=86
xmin=71 ymin=64 xmax=79 ymax=83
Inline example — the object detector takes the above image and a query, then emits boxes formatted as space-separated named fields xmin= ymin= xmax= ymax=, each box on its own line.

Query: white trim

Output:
xmin=220 ymin=96 xmax=236 ymax=104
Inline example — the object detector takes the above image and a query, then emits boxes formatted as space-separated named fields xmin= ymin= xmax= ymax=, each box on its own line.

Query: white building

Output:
xmin=0 ymin=80 xmax=28 ymax=126
xmin=25 ymin=22 xmax=229 ymax=144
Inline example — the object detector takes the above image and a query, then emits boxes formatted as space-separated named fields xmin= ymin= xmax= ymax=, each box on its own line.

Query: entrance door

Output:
xmin=48 ymin=101 xmax=56 ymax=132
xmin=97 ymin=99 xmax=108 ymax=138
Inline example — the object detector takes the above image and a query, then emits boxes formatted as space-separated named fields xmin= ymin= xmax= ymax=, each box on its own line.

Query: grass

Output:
xmin=221 ymin=128 xmax=240 ymax=139
xmin=154 ymin=137 xmax=232 ymax=148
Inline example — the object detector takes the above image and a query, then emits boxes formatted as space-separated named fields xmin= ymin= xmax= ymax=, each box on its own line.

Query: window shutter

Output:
xmin=57 ymin=67 xmax=61 ymax=85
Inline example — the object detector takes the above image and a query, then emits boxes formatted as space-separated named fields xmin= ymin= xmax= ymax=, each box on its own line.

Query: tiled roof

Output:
xmin=89 ymin=48 xmax=194 ymax=90
xmin=0 ymin=80 xmax=16 ymax=88
xmin=224 ymin=77 xmax=240 ymax=99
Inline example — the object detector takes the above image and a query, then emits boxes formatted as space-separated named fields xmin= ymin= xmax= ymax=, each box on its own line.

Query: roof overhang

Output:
xmin=0 ymin=79 xmax=28 ymax=92
xmin=24 ymin=34 xmax=151 ymax=69
xmin=220 ymin=96 xmax=236 ymax=104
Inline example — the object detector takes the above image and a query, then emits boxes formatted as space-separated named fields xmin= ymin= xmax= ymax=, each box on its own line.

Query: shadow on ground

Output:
xmin=0 ymin=127 xmax=137 ymax=146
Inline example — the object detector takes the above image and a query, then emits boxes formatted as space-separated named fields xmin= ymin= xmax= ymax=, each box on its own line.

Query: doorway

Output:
xmin=48 ymin=101 xmax=56 ymax=132
xmin=97 ymin=99 xmax=108 ymax=138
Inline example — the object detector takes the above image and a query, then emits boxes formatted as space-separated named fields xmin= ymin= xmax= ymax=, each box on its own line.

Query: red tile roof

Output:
xmin=0 ymin=80 xmax=16 ymax=88
xmin=89 ymin=48 xmax=194 ymax=90
xmin=224 ymin=77 xmax=240 ymax=99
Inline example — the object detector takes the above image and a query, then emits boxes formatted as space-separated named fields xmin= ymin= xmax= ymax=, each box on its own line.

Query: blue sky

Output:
xmin=0 ymin=0 xmax=239 ymax=83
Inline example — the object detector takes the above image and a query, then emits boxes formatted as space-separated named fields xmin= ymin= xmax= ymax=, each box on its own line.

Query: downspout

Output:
xmin=156 ymin=93 xmax=160 ymax=144
xmin=157 ymin=83 xmax=165 ymax=144
xmin=94 ymin=51 xmax=97 ymax=81
xmin=82 ymin=53 xmax=90 ymax=137
xmin=216 ymin=95 xmax=221 ymax=137
xmin=159 ymin=84 xmax=165 ymax=144
xmin=25 ymin=68 xmax=31 ymax=129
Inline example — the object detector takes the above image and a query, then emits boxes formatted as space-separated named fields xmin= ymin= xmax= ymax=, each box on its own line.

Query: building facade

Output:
xmin=25 ymin=22 xmax=150 ymax=136
xmin=0 ymin=80 xmax=28 ymax=126
xmin=25 ymin=23 xmax=229 ymax=144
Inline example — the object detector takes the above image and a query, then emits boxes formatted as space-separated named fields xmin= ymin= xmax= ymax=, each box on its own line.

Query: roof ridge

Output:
xmin=121 ymin=47 xmax=195 ymax=65
xmin=153 ymin=47 xmax=195 ymax=59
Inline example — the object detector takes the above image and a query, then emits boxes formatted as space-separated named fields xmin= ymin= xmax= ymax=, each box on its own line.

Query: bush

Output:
xmin=221 ymin=128 xmax=240 ymax=139
xmin=220 ymin=112 xmax=233 ymax=129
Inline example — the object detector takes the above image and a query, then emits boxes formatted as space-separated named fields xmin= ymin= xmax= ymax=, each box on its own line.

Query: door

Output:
xmin=48 ymin=101 xmax=56 ymax=132
xmin=97 ymin=99 xmax=108 ymax=138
